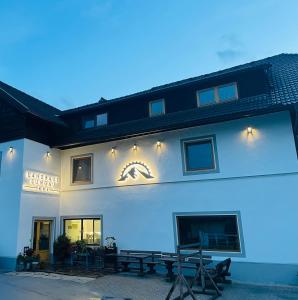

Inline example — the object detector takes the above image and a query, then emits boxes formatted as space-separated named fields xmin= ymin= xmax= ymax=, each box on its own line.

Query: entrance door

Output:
xmin=33 ymin=220 xmax=52 ymax=262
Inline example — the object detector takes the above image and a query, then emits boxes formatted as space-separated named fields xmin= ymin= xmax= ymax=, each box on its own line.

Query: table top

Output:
xmin=106 ymin=253 xmax=152 ymax=259
xmin=160 ymin=256 xmax=212 ymax=265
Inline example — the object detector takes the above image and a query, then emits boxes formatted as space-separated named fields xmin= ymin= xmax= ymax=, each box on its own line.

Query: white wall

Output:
xmin=17 ymin=139 xmax=61 ymax=255
xmin=59 ymin=111 xmax=298 ymax=265
xmin=0 ymin=139 xmax=24 ymax=259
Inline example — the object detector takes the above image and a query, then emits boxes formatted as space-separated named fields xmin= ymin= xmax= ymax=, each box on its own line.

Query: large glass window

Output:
xmin=149 ymin=99 xmax=165 ymax=117
xmin=64 ymin=218 xmax=102 ymax=245
xmin=182 ymin=137 xmax=217 ymax=173
xmin=71 ymin=155 xmax=92 ymax=184
xmin=176 ymin=214 xmax=241 ymax=252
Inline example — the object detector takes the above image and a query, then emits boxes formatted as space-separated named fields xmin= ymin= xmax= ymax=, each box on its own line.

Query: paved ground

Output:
xmin=0 ymin=272 xmax=297 ymax=300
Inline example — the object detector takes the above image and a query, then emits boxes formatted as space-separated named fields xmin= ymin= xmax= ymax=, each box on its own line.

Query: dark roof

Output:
xmin=1 ymin=53 xmax=298 ymax=148
xmin=53 ymin=53 xmax=298 ymax=148
xmin=0 ymin=81 xmax=66 ymax=126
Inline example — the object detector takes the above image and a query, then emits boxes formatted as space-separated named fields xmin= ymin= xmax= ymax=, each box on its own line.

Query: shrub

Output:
xmin=53 ymin=235 xmax=71 ymax=262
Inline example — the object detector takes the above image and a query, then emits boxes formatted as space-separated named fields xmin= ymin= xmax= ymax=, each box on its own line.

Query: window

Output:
xmin=96 ymin=113 xmax=108 ymax=126
xmin=71 ymin=154 xmax=93 ymax=184
xmin=83 ymin=118 xmax=95 ymax=129
xmin=149 ymin=99 xmax=165 ymax=117
xmin=64 ymin=218 xmax=102 ymax=245
xmin=218 ymin=83 xmax=238 ymax=102
xmin=197 ymin=88 xmax=216 ymax=106
xmin=181 ymin=136 xmax=218 ymax=174
xmin=197 ymin=82 xmax=238 ymax=106
xmin=176 ymin=213 xmax=242 ymax=253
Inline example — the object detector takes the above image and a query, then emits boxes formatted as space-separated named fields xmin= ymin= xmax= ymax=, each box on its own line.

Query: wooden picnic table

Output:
xmin=160 ymin=255 xmax=212 ymax=282
xmin=106 ymin=253 xmax=152 ymax=276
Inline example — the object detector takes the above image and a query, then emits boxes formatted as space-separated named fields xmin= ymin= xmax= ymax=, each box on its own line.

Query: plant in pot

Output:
xmin=53 ymin=235 xmax=72 ymax=264
xmin=104 ymin=237 xmax=117 ymax=269
xmin=24 ymin=248 xmax=35 ymax=271
xmin=16 ymin=253 xmax=25 ymax=271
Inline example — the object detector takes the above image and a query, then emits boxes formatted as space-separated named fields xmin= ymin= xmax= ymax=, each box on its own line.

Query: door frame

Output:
xmin=31 ymin=217 xmax=56 ymax=261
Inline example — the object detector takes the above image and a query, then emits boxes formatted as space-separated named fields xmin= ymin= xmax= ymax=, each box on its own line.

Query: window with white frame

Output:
xmin=71 ymin=154 xmax=93 ymax=184
xmin=181 ymin=136 xmax=218 ymax=173
xmin=149 ymin=99 xmax=165 ymax=117
xmin=197 ymin=83 xmax=238 ymax=107
xmin=96 ymin=113 xmax=108 ymax=126
xmin=176 ymin=213 xmax=242 ymax=253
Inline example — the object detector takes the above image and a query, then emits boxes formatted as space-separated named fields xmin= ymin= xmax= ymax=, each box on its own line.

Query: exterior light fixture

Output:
xmin=133 ymin=144 xmax=137 ymax=151
xmin=111 ymin=147 xmax=116 ymax=154
xmin=247 ymin=126 xmax=253 ymax=135
xmin=46 ymin=151 xmax=51 ymax=158
xmin=9 ymin=146 xmax=14 ymax=154
xmin=156 ymin=141 xmax=161 ymax=148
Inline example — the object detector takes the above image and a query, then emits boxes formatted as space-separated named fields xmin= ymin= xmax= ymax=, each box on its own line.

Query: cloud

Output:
xmin=217 ymin=49 xmax=243 ymax=63
xmin=216 ymin=34 xmax=245 ymax=63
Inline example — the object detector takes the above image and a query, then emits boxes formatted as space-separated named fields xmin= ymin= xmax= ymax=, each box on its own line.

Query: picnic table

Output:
xmin=106 ymin=253 xmax=152 ymax=276
xmin=161 ymin=255 xmax=212 ymax=282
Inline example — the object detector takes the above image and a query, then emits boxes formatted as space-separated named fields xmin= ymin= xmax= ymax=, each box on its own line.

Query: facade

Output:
xmin=0 ymin=53 xmax=298 ymax=285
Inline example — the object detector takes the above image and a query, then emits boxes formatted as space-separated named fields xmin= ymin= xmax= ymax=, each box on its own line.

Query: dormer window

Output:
xmin=83 ymin=117 xmax=95 ymax=129
xmin=96 ymin=113 xmax=108 ymax=126
xmin=197 ymin=83 xmax=238 ymax=107
xmin=149 ymin=99 xmax=165 ymax=117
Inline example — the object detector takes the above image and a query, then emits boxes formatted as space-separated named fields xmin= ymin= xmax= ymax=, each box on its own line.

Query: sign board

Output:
xmin=118 ymin=161 xmax=154 ymax=182
xmin=23 ymin=170 xmax=60 ymax=194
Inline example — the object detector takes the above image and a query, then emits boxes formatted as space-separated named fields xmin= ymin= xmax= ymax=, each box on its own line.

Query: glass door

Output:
xmin=33 ymin=220 xmax=52 ymax=261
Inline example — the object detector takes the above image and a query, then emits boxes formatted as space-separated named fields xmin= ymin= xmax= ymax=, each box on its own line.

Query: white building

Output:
xmin=0 ymin=54 xmax=298 ymax=285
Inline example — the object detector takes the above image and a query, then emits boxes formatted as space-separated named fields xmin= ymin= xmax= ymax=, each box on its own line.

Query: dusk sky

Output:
xmin=1 ymin=0 xmax=298 ymax=110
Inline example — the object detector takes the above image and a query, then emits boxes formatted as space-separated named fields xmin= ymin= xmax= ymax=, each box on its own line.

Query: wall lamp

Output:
xmin=133 ymin=143 xmax=137 ymax=151
xmin=9 ymin=146 xmax=14 ymax=154
xmin=156 ymin=141 xmax=162 ymax=148
xmin=111 ymin=147 xmax=116 ymax=154
xmin=46 ymin=151 xmax=51 ymax=158
xmin=246 ymin=126 xmax=253 ymax=135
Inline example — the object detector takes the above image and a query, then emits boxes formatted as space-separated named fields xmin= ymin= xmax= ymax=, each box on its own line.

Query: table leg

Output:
xmin=138 ymin=258 xmax=144 ymax=276
xmin=166 ymin=262 xmax=174 ymax=282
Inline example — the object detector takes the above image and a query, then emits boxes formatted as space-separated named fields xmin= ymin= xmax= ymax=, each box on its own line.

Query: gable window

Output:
xmin=175 ymin=213 xmax=242 ymax=253
xmin=149 ymin=99 xmax=165 ymax=117
xmin=64 ymin=218 xmax=102 ymax=245
xmin=197 ymin=82 xmax=238 ymax=106
xmin=181 ymin=136 xmax=218 ymax=174
xmin=71 ymin=154 xmax=93 ymax=184
xmin=96 ymin=113 xmax=108 ymax=126
xmin=83 ymin=118 xmax=95 ymax=129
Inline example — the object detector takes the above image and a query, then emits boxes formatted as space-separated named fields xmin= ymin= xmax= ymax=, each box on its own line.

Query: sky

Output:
xmin=0 ymin=0 xmax=298 ymax=110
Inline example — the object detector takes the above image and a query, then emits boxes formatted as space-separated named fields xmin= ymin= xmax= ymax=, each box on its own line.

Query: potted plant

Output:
xmin=23 ymin=248 xmax=36 ymax=271
xmin=16 ymin=253 xmax=25 ymax=271
xmin=104 ymin=237 xmax=117 ymax=269
xmin=53 ymin=235 xmax=72 ymax=264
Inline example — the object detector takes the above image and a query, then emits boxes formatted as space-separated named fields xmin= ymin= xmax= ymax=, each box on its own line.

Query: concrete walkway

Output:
xmin=0 ymin=272 xmax=297 ymax=300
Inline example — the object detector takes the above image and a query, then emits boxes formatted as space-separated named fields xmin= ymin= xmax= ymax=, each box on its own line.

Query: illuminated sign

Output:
xmin=118 ymin=161 xmax=154 ymax=182
xmin=23 ymin=170 xmax=60 ymax=194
